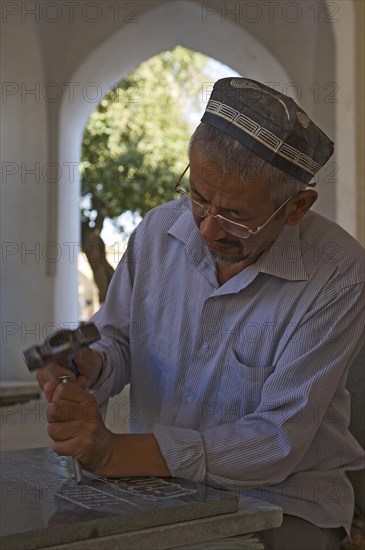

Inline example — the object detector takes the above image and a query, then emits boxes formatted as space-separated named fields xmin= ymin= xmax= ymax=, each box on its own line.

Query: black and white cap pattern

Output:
xmin=201 ymin=78 xmax=334 ymax=184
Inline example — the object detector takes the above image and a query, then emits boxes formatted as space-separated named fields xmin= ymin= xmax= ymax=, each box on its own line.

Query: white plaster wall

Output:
xmin=1 ymin=17 xmax=53 ymax=382
xmin=329 ymin=0 xmax=358 ymax=237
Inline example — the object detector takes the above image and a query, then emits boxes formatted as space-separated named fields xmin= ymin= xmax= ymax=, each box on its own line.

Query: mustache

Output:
xmin=204 ymin=238 xmax=242 ymax=246
xmin=203 ymin=237 xmax=241 ymax=244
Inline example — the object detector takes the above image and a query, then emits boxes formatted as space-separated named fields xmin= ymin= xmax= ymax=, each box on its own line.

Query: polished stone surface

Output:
xmin=0 ymin=448 xmax=239 ymax=550
xmin=47 ymin=497 xmax=282 ymax=549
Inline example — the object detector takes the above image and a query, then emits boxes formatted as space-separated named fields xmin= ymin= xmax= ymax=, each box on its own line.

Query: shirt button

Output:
xmin=186 ymin=392 xmax=194 ymax=404
xmin=200 ymin=342 xmax=209 ymax=351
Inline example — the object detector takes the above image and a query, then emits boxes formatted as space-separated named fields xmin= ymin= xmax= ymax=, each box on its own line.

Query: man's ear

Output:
xmin=286 ymin=190 xmax=318 ymax=225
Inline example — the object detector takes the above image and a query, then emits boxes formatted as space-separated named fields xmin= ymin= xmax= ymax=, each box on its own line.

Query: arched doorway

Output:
xmin=54 ymin=0 xmax=338 ymax=324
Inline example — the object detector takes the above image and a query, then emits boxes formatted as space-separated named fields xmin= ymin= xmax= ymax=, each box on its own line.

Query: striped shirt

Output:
xmin=91 ymin=200 xmax=365 ymax=537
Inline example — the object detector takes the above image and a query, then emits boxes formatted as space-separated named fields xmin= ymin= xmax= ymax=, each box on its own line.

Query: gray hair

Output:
xmin=189 ymin=123 xmax=307 ymax=205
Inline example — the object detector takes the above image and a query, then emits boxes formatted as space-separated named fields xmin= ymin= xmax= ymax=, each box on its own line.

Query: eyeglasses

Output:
xmin=175 ymin=164 xmax=293 ymax=239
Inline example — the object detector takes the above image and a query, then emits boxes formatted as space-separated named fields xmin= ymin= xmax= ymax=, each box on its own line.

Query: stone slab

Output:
xmin=0 ymin=448 xmax=238 ymax=550
xmin=46 ymin=497 xmax=282 ymax=549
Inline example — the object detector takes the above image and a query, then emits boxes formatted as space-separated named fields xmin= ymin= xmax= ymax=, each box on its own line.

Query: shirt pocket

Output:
xmin=217 ymin=349 xmax=276 ymax=419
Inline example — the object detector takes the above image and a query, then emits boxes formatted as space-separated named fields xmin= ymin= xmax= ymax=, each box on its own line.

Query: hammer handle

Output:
xmin=70 ymin=361 xmax=80 ymax=378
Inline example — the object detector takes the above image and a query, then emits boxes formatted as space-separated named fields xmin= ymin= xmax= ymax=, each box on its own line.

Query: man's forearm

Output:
xmin=95 ymin=433 xmax=171 ymax=478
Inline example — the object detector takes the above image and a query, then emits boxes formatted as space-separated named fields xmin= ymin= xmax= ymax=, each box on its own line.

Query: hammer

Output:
xmin=23 ymin=323 xmax=101 ymax=374
xmin=23 ymin=323 xmax=101 ymax=483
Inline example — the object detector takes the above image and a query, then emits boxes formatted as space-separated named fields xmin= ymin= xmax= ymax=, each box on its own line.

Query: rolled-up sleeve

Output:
xmin=154 ymin=424 xmax=206 ymax=481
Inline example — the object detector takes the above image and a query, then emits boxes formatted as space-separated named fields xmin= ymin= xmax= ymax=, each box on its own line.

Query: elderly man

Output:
xmin=39 ymin=78 xmax=365 ymax=550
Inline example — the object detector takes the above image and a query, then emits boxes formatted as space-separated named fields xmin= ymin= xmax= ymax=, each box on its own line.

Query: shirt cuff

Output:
xmin=154 ymin=424 xmax=206 ymax=482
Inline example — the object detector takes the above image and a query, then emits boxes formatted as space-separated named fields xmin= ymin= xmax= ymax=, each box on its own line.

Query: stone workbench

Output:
xmin=0 ymin=447 xmax=282 ymax=549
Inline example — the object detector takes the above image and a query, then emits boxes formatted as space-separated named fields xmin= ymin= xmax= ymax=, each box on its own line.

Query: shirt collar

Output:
xmin=168 ymin=208 xmax=218 ymax=286
xmin=168 ymin=206 xmax=308 ymax=284
xmin=255 ymin=222 xmax=309 ymax=281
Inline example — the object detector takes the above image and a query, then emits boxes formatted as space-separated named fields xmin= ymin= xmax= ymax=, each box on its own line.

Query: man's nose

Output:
xmin=199 ymin=213 xmax=227 ymax=241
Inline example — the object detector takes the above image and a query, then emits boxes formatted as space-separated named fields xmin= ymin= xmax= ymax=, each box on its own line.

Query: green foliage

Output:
xmin=81 ymin=46 xmax=210 ymax=232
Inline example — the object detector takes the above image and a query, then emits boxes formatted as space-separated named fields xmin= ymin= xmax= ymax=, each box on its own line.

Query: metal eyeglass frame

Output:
xmin=175 ymin=164 xmax=293 ymax=239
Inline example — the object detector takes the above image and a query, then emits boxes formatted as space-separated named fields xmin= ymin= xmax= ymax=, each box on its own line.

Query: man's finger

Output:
xmin=36 ymin=363 xmax=76 ymax=389
xmin=47 ymin=421 xmax=75 ymax=441
xmin=52 ymin=381 xmax=89 ymax=403
xmin=47 ymin=400 xmax=79 ymax=423
xmin=44 ymin=381 xmax=58 ymax=403
xmin=73 ymin=348 xmax=102 ymax=387
xmin=51 ymin=439 xmax=83 ymax=459
xmin=75 ymin=374 xmax=91 ymax=390
xmin=48 ymin=384 xmax=100 ymax=423
xmin=47 ymin=399 xmax=99 ymax=423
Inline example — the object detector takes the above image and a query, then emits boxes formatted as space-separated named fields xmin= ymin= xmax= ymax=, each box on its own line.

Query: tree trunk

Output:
xmin=81 ymin=220 xmax=115 ymax=304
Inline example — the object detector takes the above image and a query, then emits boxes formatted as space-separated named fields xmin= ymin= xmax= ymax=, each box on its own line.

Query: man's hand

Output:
xmin=36 ymin=347 xmax=103 ymax=391
xmin=45 ymin=381 xmax=115 ymax=474
xmin=45 ymin=381 xmax=171 ymax=478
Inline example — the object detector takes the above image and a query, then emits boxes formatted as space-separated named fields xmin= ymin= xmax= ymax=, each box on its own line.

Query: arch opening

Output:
xmin=55 ymin=0 xmax=337 ymax=324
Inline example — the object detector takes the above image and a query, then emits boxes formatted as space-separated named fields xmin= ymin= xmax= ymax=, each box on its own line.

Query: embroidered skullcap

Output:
xmin=201 ymin=78 xmax=334 ymax=184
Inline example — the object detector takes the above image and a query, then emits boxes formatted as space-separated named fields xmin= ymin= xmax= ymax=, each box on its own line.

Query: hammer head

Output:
xmin=23 ymin=323 xmax=101 ymax=372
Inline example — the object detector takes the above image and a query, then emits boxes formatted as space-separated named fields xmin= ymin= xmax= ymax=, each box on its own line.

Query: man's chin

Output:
xmin=209 ymin=250 xmax=248 ymax=265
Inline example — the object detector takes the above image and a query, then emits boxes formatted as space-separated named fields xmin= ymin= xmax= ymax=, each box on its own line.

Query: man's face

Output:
xmin=189 ymin=147 xmax=290 ymax=266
